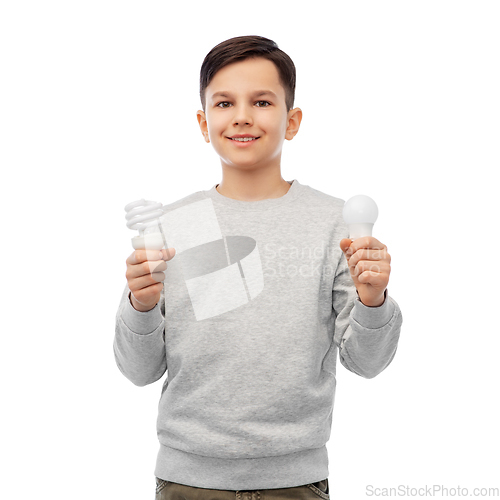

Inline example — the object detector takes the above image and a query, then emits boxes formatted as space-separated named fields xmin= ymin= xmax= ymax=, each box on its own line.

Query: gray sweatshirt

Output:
xmin=113 ymin=179 xmax=403 ymax=490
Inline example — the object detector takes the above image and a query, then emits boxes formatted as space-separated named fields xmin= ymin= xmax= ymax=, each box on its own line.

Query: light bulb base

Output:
xmin=132 ymin=233 xmax=165 ymax=250
xmin=348 ymin=223 xmax=374 ymax=240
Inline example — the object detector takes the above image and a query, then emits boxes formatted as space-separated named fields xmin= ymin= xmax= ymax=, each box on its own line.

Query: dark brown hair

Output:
xmin=199 ymin=35 xmax=296 ymax=113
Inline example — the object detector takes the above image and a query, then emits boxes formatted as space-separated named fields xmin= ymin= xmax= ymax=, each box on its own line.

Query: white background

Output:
xmin=1 ymin=1 xmax=499 ymax=499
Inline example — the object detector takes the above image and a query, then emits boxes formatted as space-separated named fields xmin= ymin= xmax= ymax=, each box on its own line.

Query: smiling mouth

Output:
xmin=227 ymin=137 xmax=260 ymax=142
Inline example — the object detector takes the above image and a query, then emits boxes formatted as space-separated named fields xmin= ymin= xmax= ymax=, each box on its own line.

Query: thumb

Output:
xmin=160 ymin=247 xmax=176 ymax=260
xmin=339 ymin=238 xmax=352 ymax=254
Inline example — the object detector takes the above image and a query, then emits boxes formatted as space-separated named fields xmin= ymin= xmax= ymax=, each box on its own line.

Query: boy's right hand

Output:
xmin=125 ymin=248 xmax=176 ymax=312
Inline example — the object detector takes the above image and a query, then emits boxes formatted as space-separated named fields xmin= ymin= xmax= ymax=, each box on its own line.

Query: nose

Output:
xmin=232 ymin=104 xmax=253 ymax=126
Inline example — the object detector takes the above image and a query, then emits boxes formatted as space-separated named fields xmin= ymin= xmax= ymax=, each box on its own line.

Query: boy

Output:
xmin=114 ymin=35 xmax=402 ymax=499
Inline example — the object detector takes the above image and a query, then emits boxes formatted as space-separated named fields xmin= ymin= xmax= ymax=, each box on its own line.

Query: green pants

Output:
xmin=155 ymin=478 xmax=329 ymax=499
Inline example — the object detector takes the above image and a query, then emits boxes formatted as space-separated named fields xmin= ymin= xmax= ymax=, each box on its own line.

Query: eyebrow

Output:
xmin=211 ymin=90 xmax=278 ymax=100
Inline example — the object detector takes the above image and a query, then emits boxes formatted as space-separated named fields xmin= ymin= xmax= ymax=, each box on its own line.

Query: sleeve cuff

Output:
xmin=352 ymin=290 xmax=396 ymax=329
xmin=121 ymin=291 xmax=164 ymax=335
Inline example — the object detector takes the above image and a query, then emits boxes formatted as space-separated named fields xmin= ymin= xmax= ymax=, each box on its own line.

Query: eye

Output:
xmin=215 ymin=100 xmax=271 ymax=108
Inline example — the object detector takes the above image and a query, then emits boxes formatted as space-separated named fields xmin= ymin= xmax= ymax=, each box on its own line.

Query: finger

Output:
xmin=130 ymin=281 xmax=164 ymax=304
xmin=146 ymin=259 xmax=166 ymax=276
xmin=159 ymin=247 xmax=176 ymax=261
xmin=126 ymin=259 xmax=167 ymax=281
xmin=151 ymin=271 xmax=166 ymax=283
xmin=128 ymin=272 xmax=166 ymax=292
xmin=357 ymin=270 xmax=387 ymax=287
xmin=127 ymin=249 xmax=166 ymax=265
xmin=349 ymin=237 xmax=387 ymax=255
xmin=354 ymin=262 xmax=381 ymax=278
xmin=353 ymin=260 xmax=390 ymax=278
xmin=348 ymin=248 xmax=390 ymax=268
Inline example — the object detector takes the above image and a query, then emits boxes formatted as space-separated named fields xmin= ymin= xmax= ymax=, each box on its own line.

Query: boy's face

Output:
xmin=197 ymin=57 xmax=301 ymax=173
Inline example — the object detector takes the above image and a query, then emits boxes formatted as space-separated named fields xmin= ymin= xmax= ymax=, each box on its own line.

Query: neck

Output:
xmin=216 ymin=168 xmax=291 ymax=201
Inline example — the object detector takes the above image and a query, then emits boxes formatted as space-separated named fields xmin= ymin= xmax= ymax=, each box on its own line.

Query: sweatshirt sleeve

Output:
xmin=332 ymin=253 xmax=403 ymax=379
xmin=113 ymin=283 xmax=167 ymax=386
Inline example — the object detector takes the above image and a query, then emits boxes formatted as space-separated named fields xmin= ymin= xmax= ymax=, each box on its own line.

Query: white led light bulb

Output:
xmin=124 ymin=199 xmax=166 ymax=250
xmin=342 ymin=194 xmax=379 ymax=240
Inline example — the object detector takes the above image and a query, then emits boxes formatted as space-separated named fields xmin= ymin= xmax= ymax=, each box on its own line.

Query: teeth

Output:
xmin=231 ymin=137 xmax=256 ymax=141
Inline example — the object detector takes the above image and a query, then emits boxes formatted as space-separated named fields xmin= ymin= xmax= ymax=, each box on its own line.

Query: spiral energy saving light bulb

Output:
xmin=124 ymin=199 xmax=166 ymax=250
xmin=342 ymin=194 xmax=379 ymax=240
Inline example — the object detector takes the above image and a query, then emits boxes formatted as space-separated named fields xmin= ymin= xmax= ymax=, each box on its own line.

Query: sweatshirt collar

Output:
xmin=204 ymin=179 xmax=302 ymax=212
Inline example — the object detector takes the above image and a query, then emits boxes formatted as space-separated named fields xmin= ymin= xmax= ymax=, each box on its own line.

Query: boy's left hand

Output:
xmin=340 ymin=237 xmax=391 ymax=307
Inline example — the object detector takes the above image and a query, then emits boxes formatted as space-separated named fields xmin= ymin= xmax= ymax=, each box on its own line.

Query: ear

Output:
xmin=285 ymin=107 xmax=302 ymax=140
xmin=196 ymin=110 xmax=210 ymax=143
